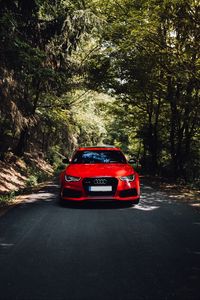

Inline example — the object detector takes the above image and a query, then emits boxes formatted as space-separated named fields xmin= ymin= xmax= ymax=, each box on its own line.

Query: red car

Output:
xmin=60 ymin=146 xmax=140 ymax=204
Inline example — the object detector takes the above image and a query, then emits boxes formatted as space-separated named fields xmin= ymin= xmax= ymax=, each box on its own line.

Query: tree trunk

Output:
xmin=14 ymin=126 xmax=29 ymax=157
xmin=167 ymin=76 xmax=178 ymax=179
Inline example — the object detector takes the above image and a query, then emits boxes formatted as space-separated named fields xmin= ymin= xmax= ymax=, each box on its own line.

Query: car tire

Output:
xmin=58 ymin=188 xmax=64 ymax=206
xmin=134 ymin=198 xmax=140 ymax=205
xmin=126 ymin=198 xmax=140 ymax=206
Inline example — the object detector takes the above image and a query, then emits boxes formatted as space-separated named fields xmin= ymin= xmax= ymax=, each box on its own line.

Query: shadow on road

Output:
xmin=57 ymin=183 xmax=190 ymax=211
xmin=59 ymin=200 xmax=134 ymax=210
xmin=17 ymin=181 xmax=197 ymax=212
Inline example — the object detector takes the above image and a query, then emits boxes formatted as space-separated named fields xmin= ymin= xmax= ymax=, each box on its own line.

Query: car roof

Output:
xmin=77 ymin=146 xmax=121 ymax=151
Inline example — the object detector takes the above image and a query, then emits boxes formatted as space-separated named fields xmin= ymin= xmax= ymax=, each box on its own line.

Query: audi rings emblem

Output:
xmin=94 ymin=178 xmax=107 ymax=185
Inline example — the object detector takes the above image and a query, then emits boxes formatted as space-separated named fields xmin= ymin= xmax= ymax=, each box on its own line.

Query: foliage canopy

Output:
xmin=0 ymin=0 xmax=199 ymax=181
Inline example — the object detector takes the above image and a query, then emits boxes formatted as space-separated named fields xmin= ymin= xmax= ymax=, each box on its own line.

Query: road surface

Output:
xmin=0 ymin=182 xmax=200 ymax=300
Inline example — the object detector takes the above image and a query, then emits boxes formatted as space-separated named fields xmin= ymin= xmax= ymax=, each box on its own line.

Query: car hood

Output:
xmin=65 ymin=163 xmax=134 ymax=177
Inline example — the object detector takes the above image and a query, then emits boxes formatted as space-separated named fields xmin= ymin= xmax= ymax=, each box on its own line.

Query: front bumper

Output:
xmin=60 ymin=176 xmax=140 ymax=202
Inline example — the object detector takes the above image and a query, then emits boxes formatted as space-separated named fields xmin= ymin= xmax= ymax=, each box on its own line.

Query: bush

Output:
xmin=26 ymin=175 xmax=38 ymax=187
xmin=26 ymin=168 xmax=52 ymax=187
xmin=0 ymin=191 xmax=16 ymax=206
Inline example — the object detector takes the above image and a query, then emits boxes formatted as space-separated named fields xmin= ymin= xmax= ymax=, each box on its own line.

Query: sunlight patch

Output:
xmin=169 ymin=194 xmax=185 ymax=199
xmin=190 ymin=203 xmax=200 ymax=208
xmin=132 ymin=205 xmax=160 ymax=211
xmin=24 ymin=192 xmax=55 ymax=203
xmin=0 ymin=243 xmax=14 ymax=248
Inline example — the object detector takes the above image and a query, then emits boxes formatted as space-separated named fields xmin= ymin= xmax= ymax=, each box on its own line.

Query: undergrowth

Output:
xmin=0 ymin=191 xmax=16 ymax=207
xmin=26 ymin=168 xmax=52 ymax=187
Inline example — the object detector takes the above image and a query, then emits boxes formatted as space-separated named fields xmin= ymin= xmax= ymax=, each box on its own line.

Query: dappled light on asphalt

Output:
xmin=133 ymin=204 xmax=160 ymax=211
xmin=18 ymin=183 xmax=175 ymax=210
xmin=4 ymin=182 xmax=199 ymax=213
xmin=0 ymin=243 xmax=14 ymax=248
xmin=132 ymin=184 xmax=174 ymax=211
xmin=191 ymin=203 xmax=200 ymax=208
xmin=17 ymin=184 xmax=59 ymax=204
xmin=23 ymin=192 xmax=55 ymax=203
xmin=169 ymin=194 xmax=186 ymax=199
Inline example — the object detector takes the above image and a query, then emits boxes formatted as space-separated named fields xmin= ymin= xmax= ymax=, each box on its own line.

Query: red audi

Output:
xmin=60 ymin=146 xmax=140 ymax=204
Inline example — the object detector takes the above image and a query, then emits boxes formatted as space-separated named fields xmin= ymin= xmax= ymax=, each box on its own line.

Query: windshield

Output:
xmin=72 ymin=150 xmax=127 ymax=164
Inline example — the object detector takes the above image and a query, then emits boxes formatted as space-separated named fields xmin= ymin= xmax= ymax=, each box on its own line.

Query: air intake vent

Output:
xmin=63 ymin=188 xmax=82 ymax=198
xmin=119 ymin=189 xmax=138 ymax=198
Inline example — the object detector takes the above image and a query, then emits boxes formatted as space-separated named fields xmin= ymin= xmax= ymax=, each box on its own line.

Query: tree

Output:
xmin=0 ymin=0 xmax=101 ymax=157
xmin=86 ymin=0 xmax=200 ymax=180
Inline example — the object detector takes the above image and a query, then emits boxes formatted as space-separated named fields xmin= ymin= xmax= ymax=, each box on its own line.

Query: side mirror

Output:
xmin=62 ymin=158 xmax=69 ymax=164
xmin=128 ymin=158 xmax=137 ymax=164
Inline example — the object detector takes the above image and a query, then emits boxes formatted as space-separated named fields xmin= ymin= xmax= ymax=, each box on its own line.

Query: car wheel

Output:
xmin=126 ymin=198 xmax=140 ymax=206
xmin=58 ymin=188 xmax=64 ymax=206
xmin=134 ymin=198 xmax=140 ymax=205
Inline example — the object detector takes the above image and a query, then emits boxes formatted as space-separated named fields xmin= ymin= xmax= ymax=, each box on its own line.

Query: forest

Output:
xmin=0 ymin=0 xmax=199 ymax=183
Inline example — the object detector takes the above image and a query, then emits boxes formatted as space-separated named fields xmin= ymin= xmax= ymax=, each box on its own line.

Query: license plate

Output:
xmin=89 ymin=186 xmax=112 ymax=192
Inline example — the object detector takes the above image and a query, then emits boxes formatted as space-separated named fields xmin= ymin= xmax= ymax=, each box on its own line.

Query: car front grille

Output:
xmin=82 ymin=177 xmax=118 ymax=196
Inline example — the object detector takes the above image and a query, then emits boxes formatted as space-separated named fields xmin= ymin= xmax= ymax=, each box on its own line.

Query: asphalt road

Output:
xmin=0 ymin=182 xmax=200 ymax=300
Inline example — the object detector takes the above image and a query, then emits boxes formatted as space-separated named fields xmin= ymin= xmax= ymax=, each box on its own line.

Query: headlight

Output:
xmin=65 ymin=175 xmax=81 ymax=182
xmin=119 ymin=174 xmax=135 ymax=182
